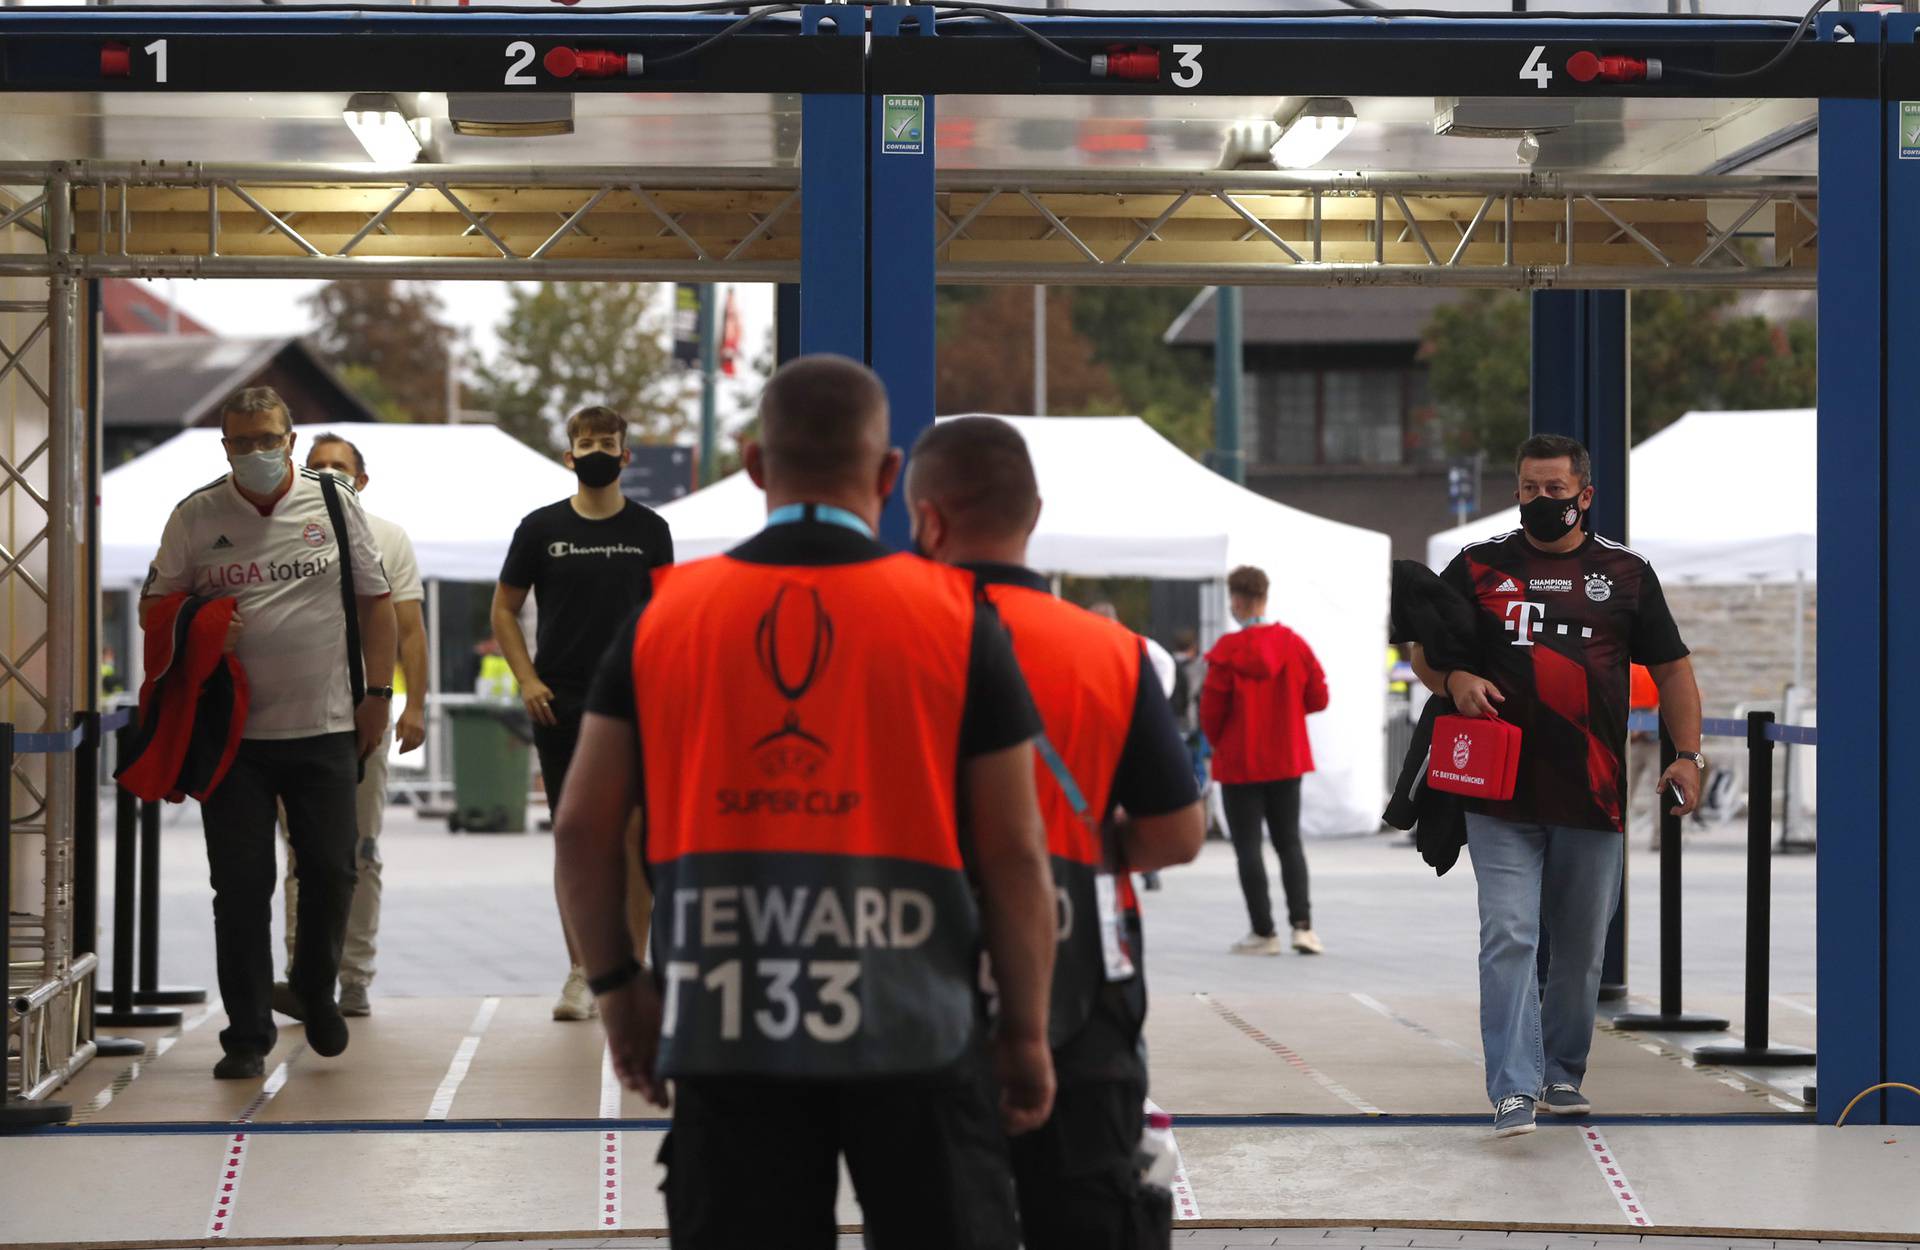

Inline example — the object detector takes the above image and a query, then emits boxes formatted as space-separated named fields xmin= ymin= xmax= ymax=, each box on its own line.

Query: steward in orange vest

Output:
xmin=553 ymin=357 xmax=1059 ymax=1250
xmin=907 ymin=416 xmax=1205 ymax=1250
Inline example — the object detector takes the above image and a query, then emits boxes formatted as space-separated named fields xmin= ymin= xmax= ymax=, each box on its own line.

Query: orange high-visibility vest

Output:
xmin=632 ymin=552 xmax=984 ymax=1079
xmin=982 ymin=579 xmax=1144 ymax=1050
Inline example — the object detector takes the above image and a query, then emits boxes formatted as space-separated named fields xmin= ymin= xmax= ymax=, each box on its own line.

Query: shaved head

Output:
xmin=906 ymin=416 xmax=1041 ymax=544
xmin=756 ymin=355 xmax=891 ymax=494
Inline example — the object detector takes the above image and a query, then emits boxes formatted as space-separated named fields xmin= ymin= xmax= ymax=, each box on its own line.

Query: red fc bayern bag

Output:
xmin=1428 ymin=714 xmax=1522 ymax=801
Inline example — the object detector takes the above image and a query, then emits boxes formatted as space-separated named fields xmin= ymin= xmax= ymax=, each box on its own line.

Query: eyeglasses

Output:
xmin=224 ymin=433 xmax=288 ymax=455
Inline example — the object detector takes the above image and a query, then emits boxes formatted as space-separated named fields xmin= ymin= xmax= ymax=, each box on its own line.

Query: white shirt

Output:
xmin=1144 ymin=636 xmax=1177 ymax=700
xmin=144 ymin=467 xmax=391 ymax=740
xmin=367 ymin=511 xmax=423 ymax=604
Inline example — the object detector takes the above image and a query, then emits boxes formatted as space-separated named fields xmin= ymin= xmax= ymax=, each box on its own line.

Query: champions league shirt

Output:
xmin=1441 ymin=529 xmax=1689 ymax=834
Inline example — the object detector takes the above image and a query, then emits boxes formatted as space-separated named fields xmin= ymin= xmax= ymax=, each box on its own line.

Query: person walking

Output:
xmin=492 ymin=406 xmax=673 ymax=1021
xmin=1202 ymin=565 xmax=1329 ymax=957
xmin=140 ymin=387 xmax=395 ymax=1078
xmin=907 ymin=415 xmax=1204 ymax=1250
xmin=276 ymin=433 xmax=426 ymax=1019
xmin=552 ymin=356 xmax=1057 ymax=1250
xmin=1412 ymin=434 xmax=1702 ymax=1138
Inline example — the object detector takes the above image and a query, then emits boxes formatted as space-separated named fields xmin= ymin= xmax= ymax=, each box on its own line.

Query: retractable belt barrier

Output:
xmin=1614 ymin=709 xmax=1816 ymax=1070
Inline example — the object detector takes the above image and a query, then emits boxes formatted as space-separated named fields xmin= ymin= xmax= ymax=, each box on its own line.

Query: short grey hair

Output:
xmin=219 ymin=386 xmax=291 ymax=438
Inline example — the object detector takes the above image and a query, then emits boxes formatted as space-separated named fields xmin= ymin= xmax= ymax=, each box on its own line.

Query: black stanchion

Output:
xmin=132 ymin=796 xmax=204 ymax=1008
xmin=1613 ymin=723 xmax=1729 ymax=1033
xmin=97 ymin=726 xmax=178 ymax=1030
xmin=72 ymin=713 xmax=142 ymax=1056
xmin=1 ymin=721 xmax=71 ymax=1128
xmin=1696 ymin=711 xmax=1815 ymax=1067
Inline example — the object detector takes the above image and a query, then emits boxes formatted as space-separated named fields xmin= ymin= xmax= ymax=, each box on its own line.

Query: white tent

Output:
xmin=660 ymin=415 xmax=1392 ymax=835
xmin=102 ymin=422 xmax=578 ymax=585
xmin=1426 ymin=408 xmax=1816 ymax=585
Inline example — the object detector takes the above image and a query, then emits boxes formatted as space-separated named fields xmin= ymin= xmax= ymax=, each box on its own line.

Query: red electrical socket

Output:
xmin=100 ymin=43 xmax=131 ymax=78
xmin=543 ymin=47 xmax=642 ymax=79
xmin=1566 ymin=51 xmax=1662 ymax=84
xmin=1091 ymin=45 xmax=1159 ymax=82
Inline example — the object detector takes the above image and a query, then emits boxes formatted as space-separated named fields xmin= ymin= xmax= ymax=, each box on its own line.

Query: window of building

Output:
xmin=1245 ymin=363 xmax=1426 ymax=467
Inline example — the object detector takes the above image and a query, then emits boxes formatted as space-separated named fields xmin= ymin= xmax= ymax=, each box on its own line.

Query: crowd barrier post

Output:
xmin=133 ymin=793 xmax=204 ymax=1009
xmin=0 ymin=722 xmax=69 ymax=1127
xmin=1696 ymin=711 xmax=1815 ymax=1067
xmin=72 ymin=712 xmax=141 ymax=1056
xmin=1614 ymin=721 xmax=1730 ymax=1033
xmin=96 ymin=723 xmax=179 ymax=1030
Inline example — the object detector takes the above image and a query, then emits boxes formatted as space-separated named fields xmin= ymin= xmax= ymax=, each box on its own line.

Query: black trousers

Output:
xmin=198 ymin=732 xmax=359 ymax=1056
xmin=1010 ymin=1074 xmax=1170 ymax=1250
xmin=530 ymin=689 xmax=584 ymax=817
xmin=1222 ymin=777 xmax=1311 ymax=935
xmin=662 ymin=1055 xmax=1019 ymax=1250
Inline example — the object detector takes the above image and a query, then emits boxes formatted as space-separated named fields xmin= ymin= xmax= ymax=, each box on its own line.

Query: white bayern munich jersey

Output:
xmin=145 ymin=467 xmax=391 ymax=740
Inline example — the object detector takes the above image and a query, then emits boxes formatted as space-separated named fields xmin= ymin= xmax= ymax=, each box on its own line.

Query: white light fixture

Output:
xmin=1269 ymin=97 xmax=1356 ymax=169
xmin=343 ymin=93 xmax=426 ymax=166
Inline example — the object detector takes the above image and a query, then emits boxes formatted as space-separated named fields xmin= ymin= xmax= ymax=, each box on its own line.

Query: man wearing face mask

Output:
xmin=1411 ymin=434 xmax=1702 ymax=1139
xmin=493 ymin=405 xmax=674 ymax=1021
xmin=140 ymin=388 xmax=396 ymax=1079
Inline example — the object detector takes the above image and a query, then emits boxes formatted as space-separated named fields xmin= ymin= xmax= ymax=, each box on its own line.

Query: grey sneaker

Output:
xmin=338 ymin=982 xmax=371 ymax=1017
xmin=1543 ymin=1083 xmax=1591 ymax=1115
xmin=1493 ymin=1094 xmax=1537 ymax=1138
xmin=1230 ymin=932 xmax=1284 ymax=956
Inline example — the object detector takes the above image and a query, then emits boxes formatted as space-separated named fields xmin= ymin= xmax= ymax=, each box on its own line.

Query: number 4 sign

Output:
xmin=1521 ymin=45 xmax=1554 ymax=90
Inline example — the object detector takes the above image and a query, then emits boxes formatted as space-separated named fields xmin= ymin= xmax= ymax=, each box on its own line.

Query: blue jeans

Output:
xmin=1465 ymin=813 xmax=1623 ymax=1107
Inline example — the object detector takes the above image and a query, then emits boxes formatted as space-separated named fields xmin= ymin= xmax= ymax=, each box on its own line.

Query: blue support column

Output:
xmin=798 ymin=6 xmax=866 ymax=359
xmin=868 ymin=6 xmax=938 ymax=549
xmin=1885 ymin=12 xmax=1920 ymax=1128
xmin=1530 ymin=289 xmax=1631 ymax=999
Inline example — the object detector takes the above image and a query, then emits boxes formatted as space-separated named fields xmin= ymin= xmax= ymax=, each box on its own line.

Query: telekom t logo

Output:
xmin=1504 ymin=600 xmax=1546 ymax=646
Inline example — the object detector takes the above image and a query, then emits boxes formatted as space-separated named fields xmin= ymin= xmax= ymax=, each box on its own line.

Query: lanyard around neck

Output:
xmin=766 ymin=503 xmax=874 ymax=538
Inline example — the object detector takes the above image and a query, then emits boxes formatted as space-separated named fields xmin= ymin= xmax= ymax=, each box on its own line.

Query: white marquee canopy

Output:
xmin=661 ymin=415 xmax=1393 ymax=835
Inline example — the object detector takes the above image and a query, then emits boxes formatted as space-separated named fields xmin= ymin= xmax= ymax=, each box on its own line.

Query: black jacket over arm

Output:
xmin=1382 ymin=560 xmax=1482 ymax=876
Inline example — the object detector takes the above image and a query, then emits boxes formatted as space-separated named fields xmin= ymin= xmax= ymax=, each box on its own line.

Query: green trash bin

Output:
xmin=447 ymin=701 xmax=534 ymax=833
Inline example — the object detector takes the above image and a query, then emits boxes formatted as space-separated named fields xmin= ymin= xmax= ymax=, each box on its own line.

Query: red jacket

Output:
xmin=1200 ymin=622 xmax=1328 ymax=785
xmin=116 ymin=593 xmax=249 ymax=803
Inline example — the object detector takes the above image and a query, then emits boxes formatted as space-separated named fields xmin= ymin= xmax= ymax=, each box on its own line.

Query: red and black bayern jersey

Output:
xmin=1441 ymin=530 xmax=1689 ymax=833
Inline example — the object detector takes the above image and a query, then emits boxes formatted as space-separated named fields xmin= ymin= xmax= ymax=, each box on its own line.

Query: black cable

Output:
xmin=646 ymin=2 xmax=802 ymax=67
xmin=1660 ymin=0 xmax=1833 ymax=81
xmin=935 ymin=5 xmax=1088 ymax=65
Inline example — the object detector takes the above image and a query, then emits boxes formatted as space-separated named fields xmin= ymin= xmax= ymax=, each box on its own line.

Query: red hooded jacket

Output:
xmin=1200 ymin=622 xmax=1328 ymax=785
xmin=115 ymin=593 xmax=249 ymax=803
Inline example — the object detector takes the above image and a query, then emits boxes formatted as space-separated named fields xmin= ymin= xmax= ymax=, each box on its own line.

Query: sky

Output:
xmin=134 ymin=277 xmax=778 ymax=437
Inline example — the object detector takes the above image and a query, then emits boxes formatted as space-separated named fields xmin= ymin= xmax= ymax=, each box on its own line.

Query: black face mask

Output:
xmin=1519 ymin=493 xmax=1585 ymax=543
xmin=572 ymin=451 xmax=622 ymax=489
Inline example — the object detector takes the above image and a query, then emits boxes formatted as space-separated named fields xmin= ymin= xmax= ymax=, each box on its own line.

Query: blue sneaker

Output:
xmin=1493 ymin=1094 xmax=1536 ymax=1138
xmin=1543 ymin=1083 xmax=1591 ymax=1116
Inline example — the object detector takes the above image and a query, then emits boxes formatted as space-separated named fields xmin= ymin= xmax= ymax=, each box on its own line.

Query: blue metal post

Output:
xmin=1530 ymin=289 xmax=1631 ymax=1000
xmin=1213 ymin=286 xmax=1246 ymax=485
xmin=1885 ymin=11 xmax=1920 ymax=1128
xmin=868 ymin=6 xmax=938 ymax=549
xmin=798 ymin=6 xmax=866 ymax=359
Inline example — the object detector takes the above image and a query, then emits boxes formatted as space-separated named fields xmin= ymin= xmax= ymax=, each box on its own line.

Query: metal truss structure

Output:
xmin=2 ymin=168 xmax=86 ymax=1106
xmin=0 ymin=163 xmax=1816 ymax=289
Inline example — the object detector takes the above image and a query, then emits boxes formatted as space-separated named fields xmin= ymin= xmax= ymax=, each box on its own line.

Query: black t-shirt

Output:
xmin=586 ymin=521 xmax=1043 ymax=805
xmin=499 ymin=499 xmax=673 ymax=697
xmin=1442 ymin=529 xmax=1689 ymax=834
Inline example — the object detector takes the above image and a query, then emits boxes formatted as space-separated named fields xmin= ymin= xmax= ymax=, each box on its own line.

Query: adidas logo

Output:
xmin=212 ymin=535 xmax=234 ymax=551
xmin=1495 ymin=577 xmax=1518 ymax=593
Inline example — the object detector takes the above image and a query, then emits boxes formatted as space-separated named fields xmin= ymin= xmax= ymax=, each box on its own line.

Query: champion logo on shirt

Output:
xmin=547 ymin=541 xmax=650 ymax=559
xmin=1494 ymin=577 xmax=1519 ymax=594
xmin=211 ymin=535 xmax=234 ymax=551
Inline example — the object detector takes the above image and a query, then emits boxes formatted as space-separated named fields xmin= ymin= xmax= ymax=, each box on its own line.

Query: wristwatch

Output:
xmin=365 ymin=686 xmax=395 ymax=700
xmin=1677 ymin=751 xmax=1706 ymax=770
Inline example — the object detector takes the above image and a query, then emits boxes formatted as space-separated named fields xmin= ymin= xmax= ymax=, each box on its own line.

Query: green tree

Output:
xmin=1069 ymin=286 xmax=1213 ymax=455
xmin=470 ymin=282 xmax=690 ymax=458
xmin=1422 ymin=289 xmax=1815 ymax=456
xmin=304 ymin=280 xmax=456 ymax=422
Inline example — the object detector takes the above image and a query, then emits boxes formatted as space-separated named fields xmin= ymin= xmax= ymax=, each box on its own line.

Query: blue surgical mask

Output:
xmin=231 ymin=448 xmax=289 ymax=493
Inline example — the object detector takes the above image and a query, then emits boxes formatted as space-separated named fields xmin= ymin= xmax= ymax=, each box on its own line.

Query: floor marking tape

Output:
xmin=425 ymin=995 xmax=500 ymax=1121
xmin=599 ymin=1046 xmax=623 ymax=1232
xmin=1604 ymin=1010 xmax=1807 ymax=1110
xmin=1197 ymin=993 xmax=1383 ymax=1116
xmin=1579 ymin=1123 xmax=1654 ymax=1228
xmin=1348 ymin=992 xmax=1483 ymax=1064
xmin=1771 ymin=994 xmax=1819 ymax=1018
xmin=77 ymin=998 xmax=221 ymax=1123
xmin=1143 ymin=1097 xmax=1201 ymax=1220
xmin=204 ymin=1043 xmax=306 ymax=1240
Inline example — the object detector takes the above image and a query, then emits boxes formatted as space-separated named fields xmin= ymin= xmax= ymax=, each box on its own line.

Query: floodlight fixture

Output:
xmin=1269 ymin=97 xmax=1356 ymax=169
xmin=343 ymin=93 xmax=427 ymax=166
